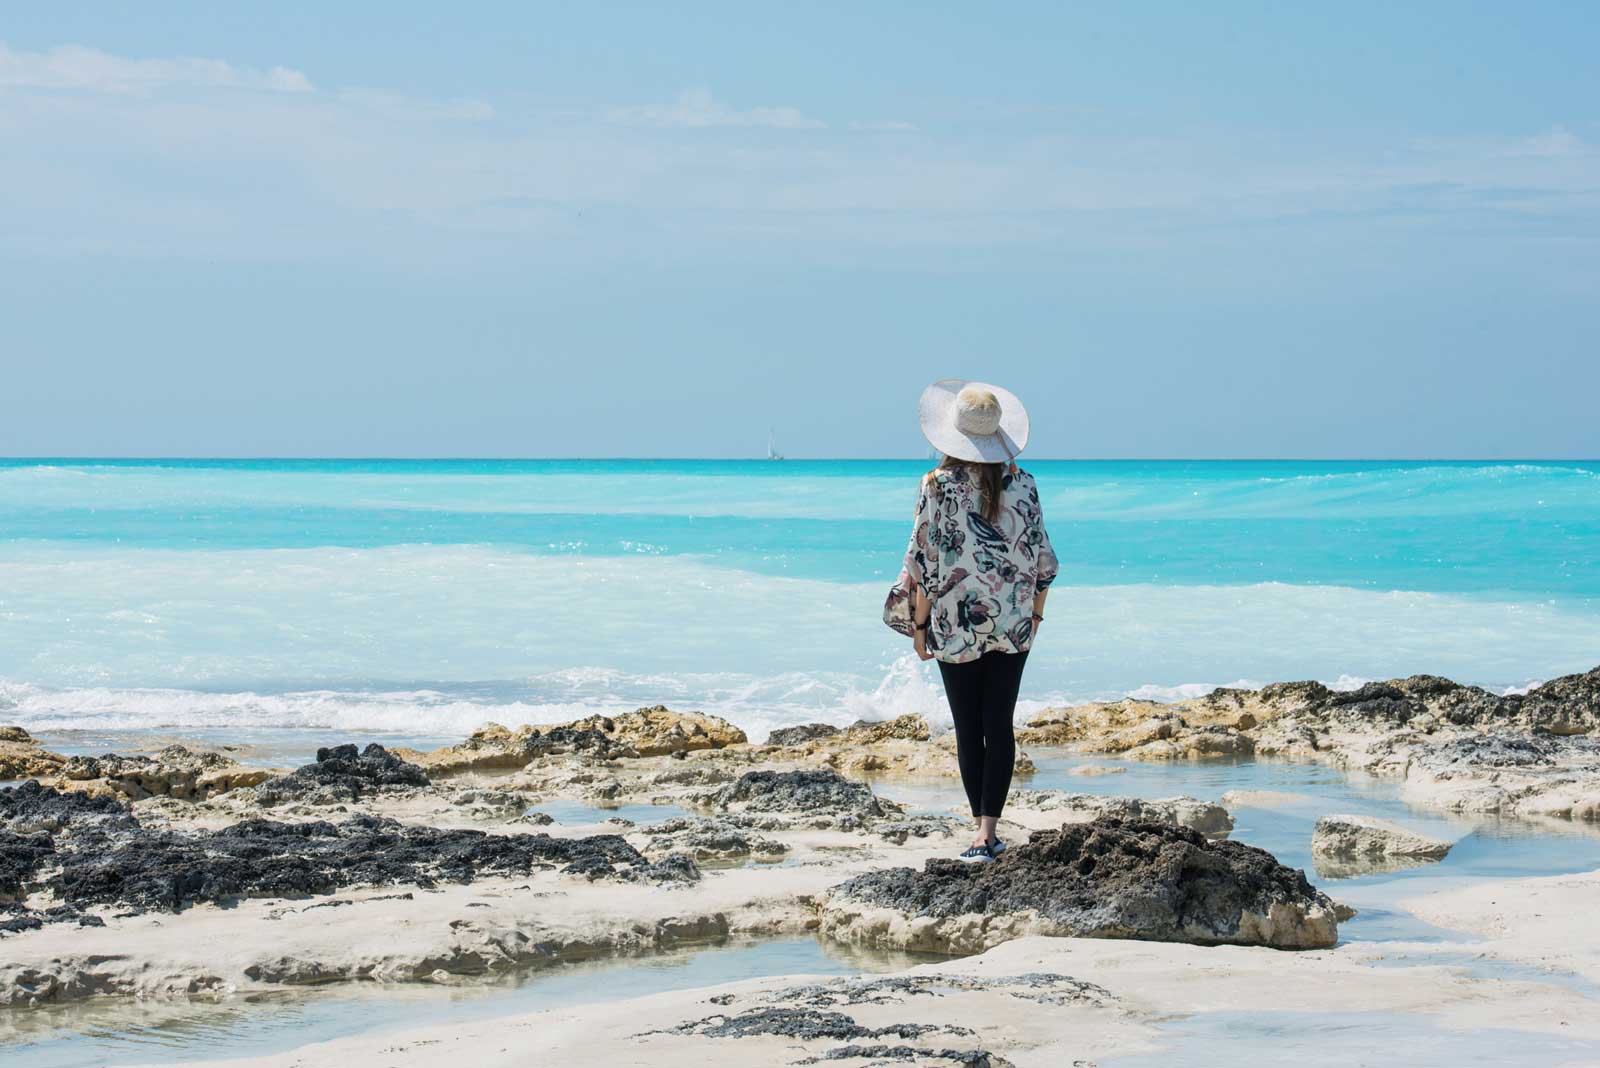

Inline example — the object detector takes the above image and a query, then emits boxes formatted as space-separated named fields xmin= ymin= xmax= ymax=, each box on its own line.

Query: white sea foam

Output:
xmin=1 ymin=544 xmax=1597 ymax=740
xmin=1329 ymin=675 xmax=1374 ymax=692
xmin=0 ymin=657 xmax=1570 ymax=745
xmin=1124 ymin=679 xmax=1265 ymax=702
xmin=0 ymin=662 xmax=952 ymax=744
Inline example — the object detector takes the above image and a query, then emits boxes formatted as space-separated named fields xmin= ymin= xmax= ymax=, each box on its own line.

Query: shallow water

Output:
xmin=1105 ymin=1011 xmax=1600 ymax=1067
xmin=1 ymin=936 xmax=948 ymax=1067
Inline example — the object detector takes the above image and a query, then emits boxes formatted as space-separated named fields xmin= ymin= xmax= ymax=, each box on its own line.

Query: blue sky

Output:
xmin=2 ymin=2 xmax=1596 ymax=458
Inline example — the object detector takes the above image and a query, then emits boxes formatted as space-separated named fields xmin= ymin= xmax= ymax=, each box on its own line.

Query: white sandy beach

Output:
xmin=133 ymin=872 xmax=1600 ymax=1067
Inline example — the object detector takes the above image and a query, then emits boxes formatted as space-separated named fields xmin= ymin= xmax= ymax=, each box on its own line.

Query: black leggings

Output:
xmin=936 ymin=650 xmax=1028 ymax=819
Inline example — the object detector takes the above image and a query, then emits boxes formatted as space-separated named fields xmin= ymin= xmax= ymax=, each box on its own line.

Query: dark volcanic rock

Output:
xmin=0 ymin=901 xmax=44 ymax=934
xmin=714 ymin=769 xmax=886 ymax=818
xmin=0 ymin=830 xmax=55 ymax=900
xmin=1517 ymin=666 xmax=1600 ymax=735
xmin=797 ymin=1047 xmax=1005 ymax=1066
xmin=769 ymin=972 xmax=1115 ymax=1009
xmin=1259 ymin=667 xmax=1600 ymax=736
xmin=825 ymin=818 xmax=1337 ymax=951
xmin=623 ymin=853 xmax=701 ymax=885
xmin=639 ymin=816 xmax=788 ymax=861
xmin=1321 ymin=676 xmax=1507 ymax=726
xmin=252 ymin=744 xmax=431 ymax=806
xmin=531 ymin=726 xmax=628 ymax=756
xmin=0 ymin=779 xmax=134 ymax=833
xmin=1 ymin=775 xmax=703 ymax=930
xmin=667 ymin=1007 xmax=954 ymax=1042
xmin=765 ymin=723 xmax=841 ymax=747
xmin=51 ymin=815 xmax=698 ymax=914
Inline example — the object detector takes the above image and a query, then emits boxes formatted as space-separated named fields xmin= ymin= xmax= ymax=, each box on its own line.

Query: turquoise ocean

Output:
xmin=1 ymin=458 xmax=1597 ymax=749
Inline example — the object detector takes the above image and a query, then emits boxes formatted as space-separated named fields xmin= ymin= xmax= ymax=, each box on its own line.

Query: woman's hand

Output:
xmin=914 ymin=630 xmax=934 ymax=661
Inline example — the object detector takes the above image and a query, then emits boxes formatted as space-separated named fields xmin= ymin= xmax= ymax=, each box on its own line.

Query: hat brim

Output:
xmin=918 ymin=379 xmax=1030 ymax=463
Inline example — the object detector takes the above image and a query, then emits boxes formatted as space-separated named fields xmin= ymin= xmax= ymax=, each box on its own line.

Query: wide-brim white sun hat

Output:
xmin=918 ymin=378 xmax=1030 ymax=463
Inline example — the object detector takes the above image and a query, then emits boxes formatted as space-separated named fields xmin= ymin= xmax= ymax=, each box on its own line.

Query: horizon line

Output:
xmin=3 ymin=455 xmax=1599 ymax=464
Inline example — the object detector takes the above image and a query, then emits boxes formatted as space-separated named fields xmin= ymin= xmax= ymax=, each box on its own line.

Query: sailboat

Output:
xmin=767 ymin=429 xmax=785 ymax=461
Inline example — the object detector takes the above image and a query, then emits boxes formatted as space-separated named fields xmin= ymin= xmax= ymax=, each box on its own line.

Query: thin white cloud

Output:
xmin=337 ymin=88 xmax=494 ymax=122
xmin=1512 ymin=126 xmax=1586 ymax=159
xmin=0 ymin=42 xmax=312 ymax=94
xmin=849 ymin=119 xmax=917 ymax=132
xmin=608 ymin=89 xmax=824 ymax=130
xmin=0 ymin=41 xmax=1594 ymax=269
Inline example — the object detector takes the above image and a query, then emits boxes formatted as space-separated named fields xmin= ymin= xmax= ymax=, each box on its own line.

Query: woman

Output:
xmin=884 ymin=379 xmax=1058 ymax=862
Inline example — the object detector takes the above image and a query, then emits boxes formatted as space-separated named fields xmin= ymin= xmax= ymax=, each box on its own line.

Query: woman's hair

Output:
xmin=936 ymin=455 xmax=1004 ymax=524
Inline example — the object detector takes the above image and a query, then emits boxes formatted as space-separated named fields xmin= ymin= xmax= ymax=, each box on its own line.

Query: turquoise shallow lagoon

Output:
xmin=2 ymin=458 xmax=1598 ymax=746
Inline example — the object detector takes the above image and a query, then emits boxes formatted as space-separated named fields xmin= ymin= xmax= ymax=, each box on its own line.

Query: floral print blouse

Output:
xmin=884 ymin=465 xmax=1059 ymax=663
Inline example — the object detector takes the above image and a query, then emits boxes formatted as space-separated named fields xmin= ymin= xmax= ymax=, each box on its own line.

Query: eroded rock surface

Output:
xmin=646 ymin=969 xmax=1115 ymax=1068
xmin=576 ymin=705 xmax=748 ymax=755
xmin=705 ymin=769 xmax=907 ymax=832
xmin=45 ymin=745 xmax=272 ymax=801
xmin=821 ymin=817 xmax=1338 ymax=954
xmin=0 ymin=783 xmax=700 ymax=933
xmin=397 ymin=723 xmax=627 ymax=774
xmin=401 ymin=707 xmax=747 ymax=774
xmin=1018 ymin=666 xmax=1600 ymax=823
xmin=1005 ymin=790 xmax=1233 ymax=838
xmin=663 ymin=1006 xmax=959 ymax=1042
xmin=1 ymin=779 xmax=134 ymax=834
xmin=0 ymin=727 xmax=67 ymax=781
xmin=1023 ymin=668 xmax=1600 ymax=753
xmin=639 ymin=816 xmax=789 ymax=862
xmin=0 ymin=831 xmax=53 ymax=901
xmin=251 ymin=744 xmax=430 ymax=806
xmin=1311 ymin=814 xmax=1453 ymax=877
xmin=766 ymin=971 xmax=1117 ymax=1010
xmin=764 ymin=714 xmax=1037 ymax=779
xmin=765 ymin=723 xmax=841 ymax=746
xmin=54 ymin=817 xmax=696 ymax=915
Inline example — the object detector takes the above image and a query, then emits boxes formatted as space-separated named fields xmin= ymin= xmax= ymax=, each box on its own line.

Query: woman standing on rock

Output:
xmin=885 ymin=379 xmax=1058 ymax=863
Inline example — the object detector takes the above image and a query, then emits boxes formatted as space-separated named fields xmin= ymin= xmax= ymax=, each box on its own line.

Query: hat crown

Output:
xmin=955 ymin=386 xmax=1002 ymax=436
xmin=918 ymin=378 xmax=1028 ymax=463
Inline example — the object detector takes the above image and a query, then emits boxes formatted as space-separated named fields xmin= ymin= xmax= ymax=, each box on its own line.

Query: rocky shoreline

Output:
xmin=1 ymin=663 xmax=1597 ymax=1016
xmin=1018 ymin=666 xmax=1600 ymax=821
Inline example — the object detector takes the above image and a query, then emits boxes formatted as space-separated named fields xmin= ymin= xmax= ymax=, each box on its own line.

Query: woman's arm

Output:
xmin=906 ymin=474 xmax=938 ymax=660
xmin=913 ymin=587 xmax=934 ymax=660
xmin=1031 ymin=475 xmax=1056 ymax=634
